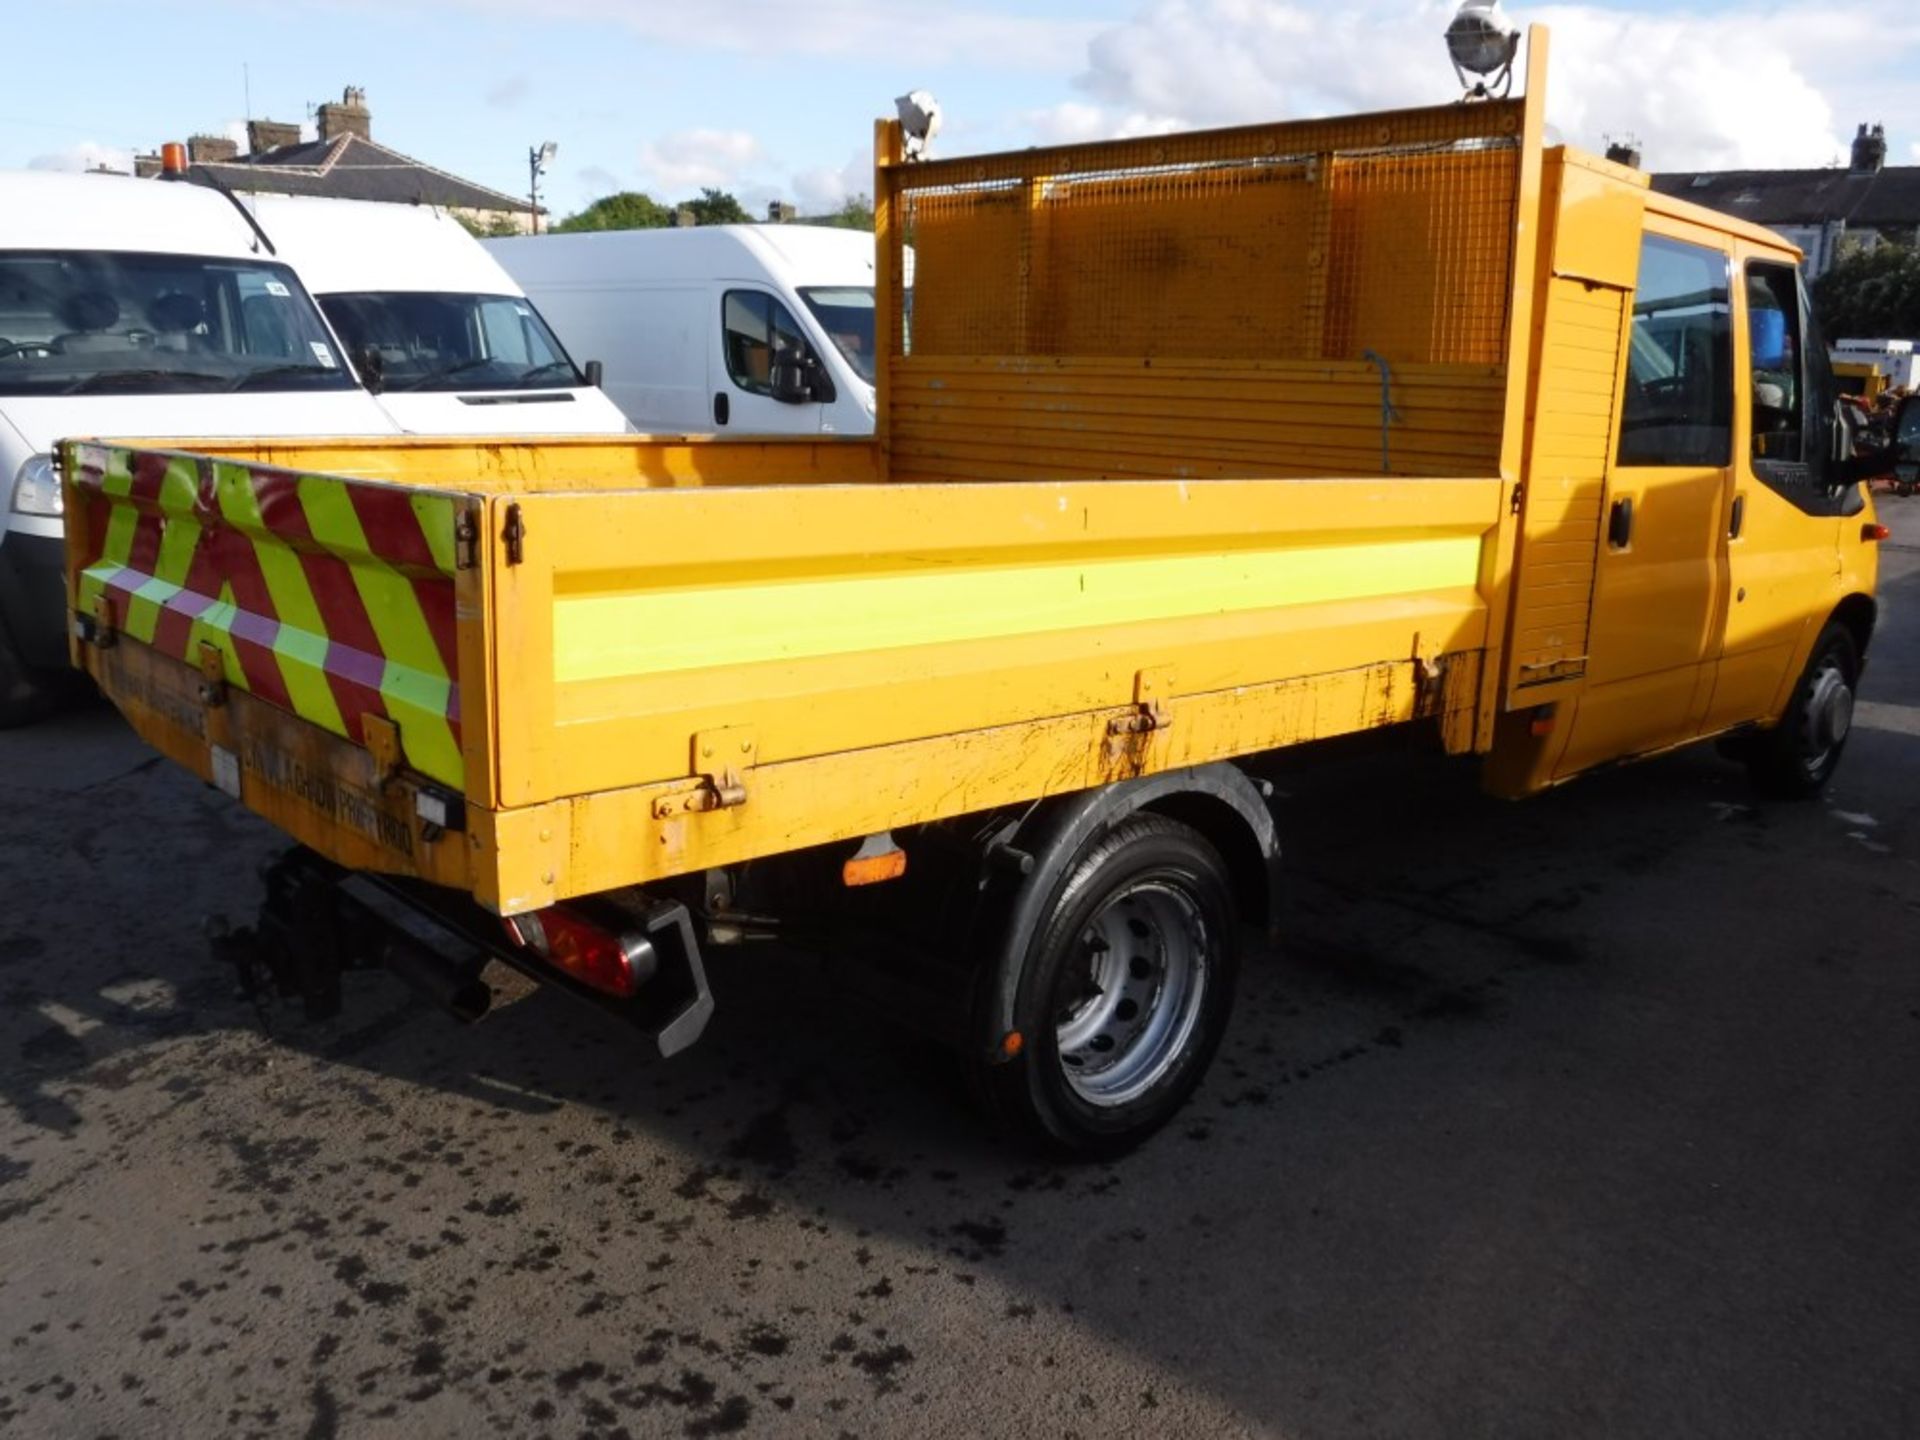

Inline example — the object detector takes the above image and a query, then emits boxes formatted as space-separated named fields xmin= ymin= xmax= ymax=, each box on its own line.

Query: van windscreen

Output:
xmin=800 ymin=287 xmax=876 ymax=386
xmin=0 ymin=250 xmax=357 ymax=396
xmin=320 ymin=292 xmax=582 ymax=392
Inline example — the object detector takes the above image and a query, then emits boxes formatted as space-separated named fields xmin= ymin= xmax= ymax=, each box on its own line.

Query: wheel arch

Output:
xmin=970 ymin=764 xmax=1280 ymax=1065
xmin=1830 ymin=593 xmax=1877 ymax=665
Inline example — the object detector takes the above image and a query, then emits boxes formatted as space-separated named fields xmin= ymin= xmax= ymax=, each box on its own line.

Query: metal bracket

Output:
xmin=502 ymin=503 xmax=526 ymax=566
xmin=197 ymin=641 xmax=229 ymax=706
xmin=79 ymin=593 xmax=117 ymax=648
xmin=655 ymin=727 xmax=756 ymax=818
xmin=1108 ymin=668 xmax=1174 ymax=737
xmin=453 ymin=508 xmax=481 ymax=570
xmin=362 ymin=713 xmax=404 ymax=789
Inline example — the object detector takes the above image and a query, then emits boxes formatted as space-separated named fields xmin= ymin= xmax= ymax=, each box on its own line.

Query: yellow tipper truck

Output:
xmin=64 ymin=31 xmax=1890 ymax=1152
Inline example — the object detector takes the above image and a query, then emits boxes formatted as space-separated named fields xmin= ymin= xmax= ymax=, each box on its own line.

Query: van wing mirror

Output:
xmin=769 ymin=348 xmax=812 ymax=405
xmin=355 ymin=345 xmax=386 ymax=396
xmin=583 ymin=359 xmax=604 ymax=389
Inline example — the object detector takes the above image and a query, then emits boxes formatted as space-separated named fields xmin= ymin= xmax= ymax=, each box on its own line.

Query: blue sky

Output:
xmin=5 ymin=1 xmax=1914 ymax=220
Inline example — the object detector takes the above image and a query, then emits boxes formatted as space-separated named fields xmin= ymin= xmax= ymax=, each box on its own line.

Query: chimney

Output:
xmin=246 ymin=118 xmax=302 ymax=154
xmin=1850 ymin=122 xmax=1886 ymax=174
xmin=767 ymin=201 xmax=797 ymax=224
xmin=317 ymin=86 xmax=371 ymax=143
xmin=1604 ymin=138 xmax=1642 ymax=170
xmin=187 ymin=133 xmax=240 ymax=164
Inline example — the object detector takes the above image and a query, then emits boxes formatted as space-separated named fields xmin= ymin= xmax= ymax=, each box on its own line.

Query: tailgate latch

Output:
xmin=1108 ymin=667 xmax=1174 ymax=737
xmin=655 ymin=728 xmax=755 ymax=818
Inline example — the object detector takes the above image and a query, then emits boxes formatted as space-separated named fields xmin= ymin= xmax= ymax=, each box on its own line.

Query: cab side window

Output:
xmin=1747 ymin=264 xmax=1803 ymax=464
xmin=1618 ymin=236 xmax=1733 ymax=467
xmin=1748 ymin=260 xmax=1846 ymax=500
xmin=722 ymin=289 xmax=808 ymax=397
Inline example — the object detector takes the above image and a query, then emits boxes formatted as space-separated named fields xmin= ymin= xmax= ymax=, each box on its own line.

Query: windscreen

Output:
xmin=320 ymin=292 xmax=582 ymax=392
xmin=799 ymin=287 xmax=876 ymax=385
xmin=0 ymin=250 xmax=356 ymax=396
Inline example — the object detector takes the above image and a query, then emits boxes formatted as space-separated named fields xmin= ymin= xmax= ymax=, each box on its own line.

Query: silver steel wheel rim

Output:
xmin=1803 ymin=658 xmax=1853 ymax=773
xmin=1054 ymin=880 xmax=1208 ymax=1108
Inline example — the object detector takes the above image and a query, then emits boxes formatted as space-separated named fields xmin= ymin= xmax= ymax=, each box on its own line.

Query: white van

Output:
xmin=486 ymin=225 xmax=879 ymax=436
xmin=248 ymin=196 xmax=630 ymax=437
xmin=0 ymin=169 xmax=400 ymax=725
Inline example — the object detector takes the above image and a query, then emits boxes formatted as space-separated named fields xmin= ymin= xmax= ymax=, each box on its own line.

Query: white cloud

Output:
xmin=1062 ymin=0 xmax=1909 ymax=172
xmin=28 ymin=142 xmax=135 ymax=175
xmin=1911 ymin=141 xmax=1920 ymax=163
xmin=791 ymin=151 xmax=872 ymax=213
xmin=335 ymin=0 xmax=1093 ymax=69
xmin=638 ymin=129 xmax=765 ymax=193
xmin=1022 ymin=102 xmax=1185 ymax=148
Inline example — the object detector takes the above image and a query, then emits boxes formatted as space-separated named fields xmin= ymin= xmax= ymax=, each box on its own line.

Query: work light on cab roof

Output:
xmin=895 ymin=90 xmax=942 ymax=160
xmin=1446 ymin=0 xmax=1522 ymax=97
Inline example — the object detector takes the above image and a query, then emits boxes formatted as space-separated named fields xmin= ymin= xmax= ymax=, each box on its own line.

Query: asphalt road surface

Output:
xmin=3 ymin=544 xmax=1917 ymax=1440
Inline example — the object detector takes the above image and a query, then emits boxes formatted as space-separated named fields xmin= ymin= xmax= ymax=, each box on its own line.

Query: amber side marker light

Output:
xmin=1863 ymin=523 xmax=1891 ymax=542
xmin=842 ymin=832 xmax=908 ymax=887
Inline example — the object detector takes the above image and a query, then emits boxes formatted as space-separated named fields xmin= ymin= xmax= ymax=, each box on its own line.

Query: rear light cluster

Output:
xmin=504 ymin=905 xmax=654 ymax=999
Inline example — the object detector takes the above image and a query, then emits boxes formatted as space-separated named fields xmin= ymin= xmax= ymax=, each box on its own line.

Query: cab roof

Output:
xmin=0 ymin=170 xmax=272 ymax=259
xmin=241 ymin=194 xmax=523 ymax=298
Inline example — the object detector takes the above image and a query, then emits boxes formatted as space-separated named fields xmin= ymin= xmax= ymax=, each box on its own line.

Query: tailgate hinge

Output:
xmin=1108 ymin=667 xmax=1174 ymax=736
xmin=197 ymin=641 xmax=229 ymax=707
xmin=1510 ymin=481 xmax=1525 ymax=516
xmin=362 ymin=713 xmax=404 ymax=789
xmin=654 ymin=728 xmax=756 ymax=819
xmin=501 ymin=503 xmax=526 ymax=566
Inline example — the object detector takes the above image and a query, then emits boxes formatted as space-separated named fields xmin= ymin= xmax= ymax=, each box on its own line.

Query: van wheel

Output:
xmin=0 ymin=625 xmax=57 ymax=729
xmin=1747 ymin=623 xmax=1859 ymax=800
xmin=976 ymin=815 xmax=1238 ymax=1158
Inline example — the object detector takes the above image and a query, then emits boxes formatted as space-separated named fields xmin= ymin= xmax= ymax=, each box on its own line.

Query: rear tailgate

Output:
xmin=63 ymin=440 xmax=478 ymax=888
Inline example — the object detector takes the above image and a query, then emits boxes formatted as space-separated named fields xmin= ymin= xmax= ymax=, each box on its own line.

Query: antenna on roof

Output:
xmin=244 ymin=62 xmax=253 ymax=127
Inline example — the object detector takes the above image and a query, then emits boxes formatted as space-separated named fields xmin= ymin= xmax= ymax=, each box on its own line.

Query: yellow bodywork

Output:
xmin=66 ymin=27 xmax=1875 ymax=915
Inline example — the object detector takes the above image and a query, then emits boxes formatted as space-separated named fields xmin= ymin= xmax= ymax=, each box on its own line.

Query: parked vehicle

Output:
xmin=0 ymin=167 xmax=400 ymax=726
xmin=246 ymin=195 xmax=630 ymax=437
xmin=486 ymin=225 xmax=878 ymax=435
xmin=66 ymin=31 xmax=1888 ymax=1154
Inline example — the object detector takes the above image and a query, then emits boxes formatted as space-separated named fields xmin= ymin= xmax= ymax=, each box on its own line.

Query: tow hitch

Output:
xmin=211 ymin=849 xmax=715 ymax=1058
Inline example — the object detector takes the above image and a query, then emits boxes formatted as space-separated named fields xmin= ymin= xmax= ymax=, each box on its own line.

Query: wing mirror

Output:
xmin=583 ymin=359 xmax=604 ymax=389
xmin=769 ymin=347 xmax=836 ymax=406
xmin=355 ymin=345 xmax=386 ymax=396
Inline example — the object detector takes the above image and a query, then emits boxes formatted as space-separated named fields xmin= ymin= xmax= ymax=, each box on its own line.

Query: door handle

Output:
xmin=1608 ymin=495 xmax=1634 ymax=549
xmin=713 ymin=392 xmax=730 ymax=427
xmin=1729 ymin=494 xmax=1745 ymax=539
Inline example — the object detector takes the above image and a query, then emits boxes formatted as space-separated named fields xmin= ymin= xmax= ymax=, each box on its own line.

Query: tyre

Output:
xmin=0 ymin=623 xmax=58 ymax=729
xmin=1746 ymin=622 xmax=1860 ymax=800
xmin=975 ymin=814 xmax=1239 ymax=1158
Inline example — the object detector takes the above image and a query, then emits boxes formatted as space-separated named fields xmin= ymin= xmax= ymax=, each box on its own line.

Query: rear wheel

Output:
xmin=976 ymin=815 xmax=1238 ymax=1157
xmin=1746 ymin=622 xmax=1859 ymax=800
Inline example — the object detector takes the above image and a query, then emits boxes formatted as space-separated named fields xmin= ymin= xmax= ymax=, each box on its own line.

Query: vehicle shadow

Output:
xmin=4 ymin=567 xmax=1917 ymax=1437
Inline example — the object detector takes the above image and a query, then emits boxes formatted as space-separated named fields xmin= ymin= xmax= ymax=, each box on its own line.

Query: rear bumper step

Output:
xmin=212 ymin=848 xmax=715 ymax=1059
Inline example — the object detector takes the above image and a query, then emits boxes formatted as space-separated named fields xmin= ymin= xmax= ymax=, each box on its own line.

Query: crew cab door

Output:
xmin=1555 ymin=225 xmax=1735 ymax=775
xmin=1701 ymin=252 xmax=1849 ymax=731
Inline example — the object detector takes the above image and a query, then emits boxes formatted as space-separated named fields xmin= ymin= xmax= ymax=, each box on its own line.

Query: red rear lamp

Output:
xmin=504 ymin=905 xmax=653 ymax=1000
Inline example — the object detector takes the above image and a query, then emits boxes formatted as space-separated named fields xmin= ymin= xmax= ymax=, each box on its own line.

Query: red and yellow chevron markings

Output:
xmin=71 ymin=444 xmax=464 ymax=789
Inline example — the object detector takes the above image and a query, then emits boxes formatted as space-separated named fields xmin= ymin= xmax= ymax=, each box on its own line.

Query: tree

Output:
xmin=680 ymin=188 xmax=752 ymax=226
xmin=454 ymin=211 xmax=525 ymax=238
xmin=553 ymin=192 xmax=672 ymax=233
xmin=1813 ymin=238 xmax=1920 ymax=340
xmin=805 ymin=196 xmax=875 ymax=232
